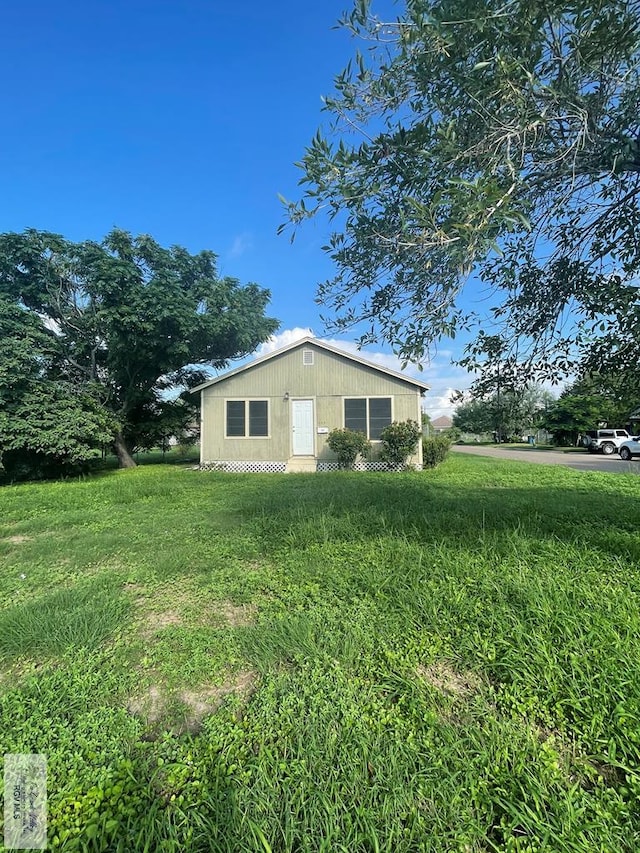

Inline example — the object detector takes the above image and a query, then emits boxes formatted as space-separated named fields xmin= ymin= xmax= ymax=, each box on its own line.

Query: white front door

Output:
xmin=292 ymin=399 xmax=314 ymax=455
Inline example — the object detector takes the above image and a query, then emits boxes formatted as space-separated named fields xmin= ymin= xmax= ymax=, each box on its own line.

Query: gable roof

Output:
xmin=431 ymin=415 xmax=453 ymax=429
xmin=190 ymin=336 xmax=429 ymax=393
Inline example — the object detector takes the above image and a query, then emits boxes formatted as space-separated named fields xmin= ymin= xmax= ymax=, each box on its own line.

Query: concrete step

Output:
xmin=286 ymin=456 xmax=317 ymax=473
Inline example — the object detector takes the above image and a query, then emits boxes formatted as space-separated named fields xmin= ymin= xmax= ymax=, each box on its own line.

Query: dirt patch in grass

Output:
xmin=138 ymin=600 xmax=256 ymax=641
xmin=180 ymin=669 xmax=257 ymax=724
xmin=203 ymin=600 xmax=256 ymax=628
xmin=127 ymin=669 xmax=257 ymax=734
xmin=139 ymin=609 xmax=184 ymax=640
xmin=417 ymin=661 xmax=481 ymax=699
xmin=129 ymin=578 xmax=257 ymax=637
xmin=127 ymin=685 xmax=166 ymax=723
xmin=2 ymin=535 xmax=32 ymax=545
xmin=131 ymin=581 xmax=193 ymax=639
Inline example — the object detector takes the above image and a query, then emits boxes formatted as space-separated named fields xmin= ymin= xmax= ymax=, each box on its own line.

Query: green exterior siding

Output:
xmin=200 ymin=343 xmax=424 ymax=467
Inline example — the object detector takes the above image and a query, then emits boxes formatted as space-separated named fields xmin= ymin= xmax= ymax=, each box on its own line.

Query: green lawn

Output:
xmin=1 ymin=454 xmax=640 ymax=851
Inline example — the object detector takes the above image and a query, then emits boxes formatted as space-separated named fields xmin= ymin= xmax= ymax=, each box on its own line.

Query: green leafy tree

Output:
xmin=542 ymin=393 xmax=611 ymax=446
xmin=285 ymin=0 xmax=640 ymax=381
xmin=453 ymin=400 xmax=493 ymax=436
xmin=128 ymin=394 xmax=199 ymax=454
xmin=0 ymin=295 xmax=116 ymax=478
xmin=569 ymin=373 xmax=636 ymax=426
xmin=454 ymin=386 xmax=553 ymax=438
xmin=0 ymin=229 xmax=278 ymax=470
xmin=542 ymin=374 xmax=633 ymax=444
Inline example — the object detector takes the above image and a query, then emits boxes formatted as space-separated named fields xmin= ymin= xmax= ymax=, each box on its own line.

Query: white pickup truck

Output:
xmin=584 ymin=429 xmax=631 ymax=455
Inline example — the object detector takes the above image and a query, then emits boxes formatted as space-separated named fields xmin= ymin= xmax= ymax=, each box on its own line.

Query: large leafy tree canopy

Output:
xmin=0 ymin=229 xmax=278 ymax=470
xmin=453 ymin=385 xmax=553 ymax=437
xmin=541 ymin=370 xmax=637 ymax=444
xmin=542 ymin=390 xmax=612 ymax=444
xmin=285 ymin=0 xmax=640 ymax=380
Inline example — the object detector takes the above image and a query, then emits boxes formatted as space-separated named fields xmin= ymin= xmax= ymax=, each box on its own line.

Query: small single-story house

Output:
xmin=191 ymin=336 xmax=429 ymax=472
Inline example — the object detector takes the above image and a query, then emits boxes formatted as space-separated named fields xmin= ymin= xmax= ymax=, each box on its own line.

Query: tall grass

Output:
xmin=0 ymin=580 xmax=130 ymax=659
xmin=0 ymin=455 xmax=639 ymax=850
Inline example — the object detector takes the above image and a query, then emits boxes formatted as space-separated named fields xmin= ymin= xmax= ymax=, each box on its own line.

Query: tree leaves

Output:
xmin=287 ymin=0 xmax=640 ymax=376
xmin=0 ymin=229 xmax=279 ymax=471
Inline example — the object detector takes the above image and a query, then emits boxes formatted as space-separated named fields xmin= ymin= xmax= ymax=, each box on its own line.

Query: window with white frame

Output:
xmin=226 ymin=400 xmax=269 ymax=437
xmin=344 ymin=397 xmax=392 ymax=439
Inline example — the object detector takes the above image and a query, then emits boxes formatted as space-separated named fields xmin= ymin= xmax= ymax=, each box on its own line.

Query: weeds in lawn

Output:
xmin=1 ymin=456 xmax=640 ymax=850
xmin=0 ymin=578 xmax=130 ymax=659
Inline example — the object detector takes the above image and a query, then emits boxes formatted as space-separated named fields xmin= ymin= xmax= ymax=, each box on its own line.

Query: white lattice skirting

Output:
xmin=316 ymin=461 xmax=395 ymax=472
xmin=199 ymin=460 xmax=418 ymax=473
xmin=200 ymin=461 xmax=287 ymax=473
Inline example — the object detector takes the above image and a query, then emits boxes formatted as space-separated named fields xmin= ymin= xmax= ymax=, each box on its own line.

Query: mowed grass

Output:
xmin=1 ymin=454 xmax=640 ymax=852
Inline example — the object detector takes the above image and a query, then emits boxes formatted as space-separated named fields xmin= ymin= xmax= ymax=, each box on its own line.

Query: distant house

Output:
xmin=191 ymin=337 xmax=429 ymax=472
xmin=430 ymin=415 xmax=453 ymax=435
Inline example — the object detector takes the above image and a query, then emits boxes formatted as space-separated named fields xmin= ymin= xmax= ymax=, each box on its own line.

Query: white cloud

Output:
xmin=420 ymin=360 xmax=474 ymax=419
xmin=324 ymin=337 xmax=414 ymax=372
xmin=256 ymin=327 xmax=314 ymax=355
xmin=422 ymin=388 xmax=459 ymax=419
xmin=228 ymin=232 xmax=253 ymax=259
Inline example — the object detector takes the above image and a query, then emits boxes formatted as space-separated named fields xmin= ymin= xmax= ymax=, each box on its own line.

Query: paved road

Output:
xmin=452 ymin=443 xmax=640 ymax=475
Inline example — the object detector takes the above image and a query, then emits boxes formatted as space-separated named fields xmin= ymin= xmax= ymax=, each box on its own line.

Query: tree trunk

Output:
xmin=113 ymin=431 xmax=137 ymax=468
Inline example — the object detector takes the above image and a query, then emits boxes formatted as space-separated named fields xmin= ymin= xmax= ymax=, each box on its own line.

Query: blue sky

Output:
xmin=0 ymin=0 xmax=473 ymax=416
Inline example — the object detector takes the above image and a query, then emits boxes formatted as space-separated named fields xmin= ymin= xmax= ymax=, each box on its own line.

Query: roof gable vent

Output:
xmin=302 ymin=349 xmax=314 ymax=366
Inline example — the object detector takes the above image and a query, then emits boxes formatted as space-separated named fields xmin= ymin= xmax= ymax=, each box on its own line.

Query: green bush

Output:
xmin=0 ymin=448 xmax=93 ymax=483
xmin=380 ymin=420 xmax=422 ymax=469
xmin=327 ymin=428 xmax=371 ymax=469
xmin=442 ymin=426 xmax=462 ymax=443
xmin=422 ymin=435 xmax=451 ymax=468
